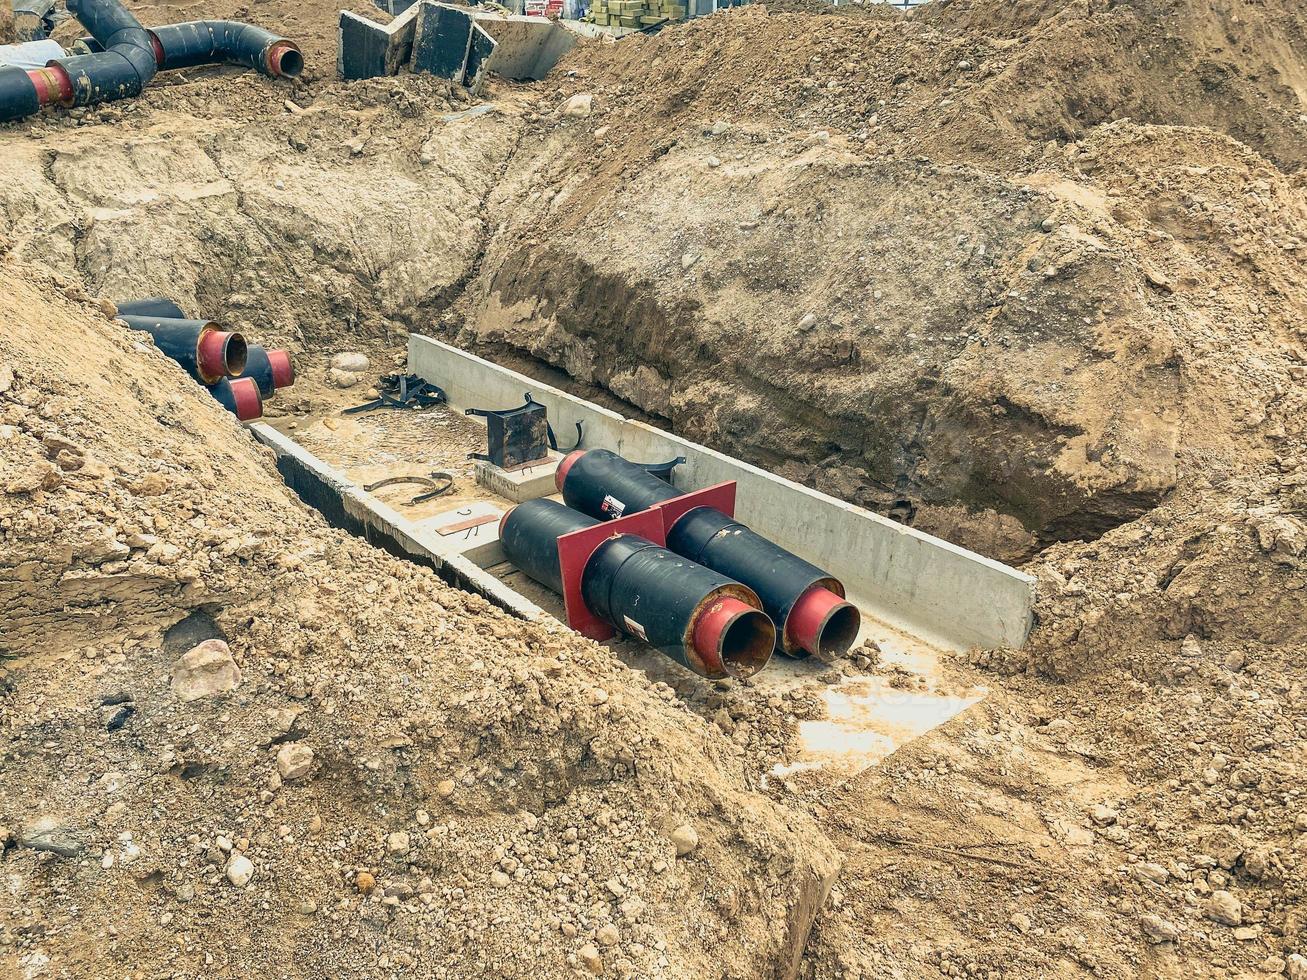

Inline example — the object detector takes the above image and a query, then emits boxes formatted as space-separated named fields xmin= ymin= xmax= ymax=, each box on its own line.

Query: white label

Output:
xmin=622 ymin=615 xmax=648 ymax=642
xmin=601 ymin=494 xmax=626 ymax=518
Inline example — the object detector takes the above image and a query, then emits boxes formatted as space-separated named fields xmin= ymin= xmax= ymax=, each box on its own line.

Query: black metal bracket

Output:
xmin=641 ymin=456 xmax=686 ymax=482
xmin=363 ymin=470 xmax=455 ymax=506
xmin=345 ymin=374 xmax=447 ymax=414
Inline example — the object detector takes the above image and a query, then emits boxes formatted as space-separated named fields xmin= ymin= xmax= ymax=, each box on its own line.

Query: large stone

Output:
xmin=330 ymin=352 xmax=370 ymax=373
xmin=170 ymin=640 xmax=241 ymax=702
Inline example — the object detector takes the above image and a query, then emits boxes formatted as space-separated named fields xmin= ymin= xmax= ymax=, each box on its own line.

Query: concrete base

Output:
xmin=408 ymin=335 xmax=1038 ymax=652
xmin=474 ymin=455 xmax=560 ymax=502
xmin=467 ymin=11 xmax=576 ymax=81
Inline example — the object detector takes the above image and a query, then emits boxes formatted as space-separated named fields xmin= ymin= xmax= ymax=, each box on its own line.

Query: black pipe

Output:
xmin=557 ymin=449 xmax=862 ymax=661
xmin=115 ymin=296 xmax=186 ymax=318
xmin=500 ymin=499 xmax=775 ymax=680
xmin=117 ymin=314 xmax=247 ymax=385
xmin=243 ymin=345 xmax=295 ymax=397
xmin=0 ymin=65 xmax=41 ymax=120
xmin=77 ymin=21 xmax=303 ymax=78
xmin=54 ymin=0 xmax=157 ymax=108
xmin=208 ymin=377 xmax=262 ymax=421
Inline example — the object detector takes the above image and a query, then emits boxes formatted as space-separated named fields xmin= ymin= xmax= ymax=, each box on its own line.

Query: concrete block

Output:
xmin=474 ymin=455 xmax=560 ymax=503
xmin=337 ymin=4 xmax=420 ymax=80
xmin=411 ymin=1 xmax=473 ymax=81
xmin=467 ymin=10 xmax=576 ymax=81
xmin=464 ymin=22 xmax=497 ymax=93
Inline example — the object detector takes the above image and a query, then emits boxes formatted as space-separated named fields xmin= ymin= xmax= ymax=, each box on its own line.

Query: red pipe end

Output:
xmin=555 ymin=449 xmax=587 ymax=492
xmin=149 ymin=31 xmax=165 ymax=68
xmin=227 ymin=377 xmax=263 ymax=421
xmin=196 ymin=327 xmax=247 ymax=383
xmin=29 ymin=65 xmax=73 ymax=106
xmin=266 ymin=349 xmax=295 ymax=389
xmin=692 ymin=597 xmax=774 ymax=680
xmin=787 ymin=585 xmax=861 ymax=662
xmin=267 ymin=43 xmax=304 ymax=79
xmin=498 ymin=506 xmax=515 ymax=538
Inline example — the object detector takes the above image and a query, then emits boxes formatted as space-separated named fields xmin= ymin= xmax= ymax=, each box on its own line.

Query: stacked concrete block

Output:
xmin=411 ymin=2 xmax=474 ymax=79
xmin=587 ymin=0 xmax=685 ymax=28
xmin=338 ymin=3 xmax=421 ymax=80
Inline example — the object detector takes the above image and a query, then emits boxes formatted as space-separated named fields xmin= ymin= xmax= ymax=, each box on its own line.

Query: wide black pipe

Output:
xmin=500 ymin=499 xmax=775 ymax=680
xmin=56 ymin=0 xmax=158 ymax=107
xmin=208 ymin=376 xmax=263 ymax=420
xmin=77 ymin=21 xmax=302 ymax=77
xmin=116 ymin=296 xmax=186 ymax=318
xmin=117 ymin=314 xmax=247 ymax=385
xmin=243 ymin=345 xmax=295 ymax=397
xmin=557 ymin=449 xmax=861 ymax=661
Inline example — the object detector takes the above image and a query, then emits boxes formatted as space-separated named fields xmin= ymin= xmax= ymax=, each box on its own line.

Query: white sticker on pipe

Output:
xmin=622 ymin=615 xmax=647 ymax=642
xmin=601 ymin=494 xmax=626 ymax=518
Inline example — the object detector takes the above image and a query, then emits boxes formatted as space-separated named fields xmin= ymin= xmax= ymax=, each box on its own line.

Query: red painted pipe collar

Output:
xmin=28 ymin=65 xmax=73 ymax=107
xmin=555 ymin=449 xmax=587 ymax=492
xmin=498 ymin=506 xmax=515 ymax=538
xmin=787 ymin=585 xmax=858 ymax=660
xmin=196 ymin=328 xmax=244 ymax=383
xmin=693 ymin=597 xmax=757 ymax=678
xmin=266 ymin=348 xmax=295 ymax=388
xmin=227 ymin=377 xmax=263 ymax=421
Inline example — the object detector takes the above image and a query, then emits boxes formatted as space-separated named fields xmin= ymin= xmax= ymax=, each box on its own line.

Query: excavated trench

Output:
xmin=0 ymin=84 xmax=1176 ymax=569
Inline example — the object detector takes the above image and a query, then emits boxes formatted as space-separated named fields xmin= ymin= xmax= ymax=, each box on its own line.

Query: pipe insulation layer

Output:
xmin=115 ymin=296 xmax=187 ymax=319
xmin=152 ymin=21 xmax=302 ymax=77
xmin=117 ymin=314 xmax=247 ymax=385
xmin=558 ymin=449 xmax=862 ymax=661
xmin=243 ymin=345 xmax=295 ymax=397
xmin=500 ymin=499 xmax=775 ymax=680
xmin=209 ymin=377 xmax=263 ymax=421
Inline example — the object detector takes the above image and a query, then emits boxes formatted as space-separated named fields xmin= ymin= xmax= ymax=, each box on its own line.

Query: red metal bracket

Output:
xmin=650 ymin=481 xmax=736 ymax=534
xmin=556 ymin=509 xmax=667 ymax=640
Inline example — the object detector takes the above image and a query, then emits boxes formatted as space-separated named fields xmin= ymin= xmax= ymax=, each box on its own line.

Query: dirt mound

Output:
xmin=0 ymin=258 xmax=837 ymax=977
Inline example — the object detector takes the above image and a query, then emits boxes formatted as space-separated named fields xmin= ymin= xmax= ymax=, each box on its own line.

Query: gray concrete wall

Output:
xmin=408 ymin=335 xmax=1036 ymax=651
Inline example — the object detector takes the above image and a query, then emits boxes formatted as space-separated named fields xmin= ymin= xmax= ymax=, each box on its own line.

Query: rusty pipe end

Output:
xmin=787 ymin=585 xmax=861 ymax=662
xmin=197 ymin=327 xmax=247 ymax=382
xmin=498 ymin=505 xmax=515 ymax=538
xmin=555 ymin=449 xmax=587 ymax=492
xmin=267 ymin=42 xmax=303 ymax=79
xmin=266 ymin=348 xmax=295 ymax=388
xmin=227 ymin=377 xmax=263 ymax=421
xmin=692 ymin=597 xmax=774 ymax=681
xmin=29 ymin=65 xmax=74 ymax=107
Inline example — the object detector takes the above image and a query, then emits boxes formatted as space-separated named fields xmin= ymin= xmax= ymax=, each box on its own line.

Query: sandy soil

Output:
xmin=1 ymin=0 xmax=1305 ymax=978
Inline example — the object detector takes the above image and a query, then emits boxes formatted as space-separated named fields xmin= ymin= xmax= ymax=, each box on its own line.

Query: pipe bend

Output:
xmin=151 ymin=20 xmax=303 ymax=78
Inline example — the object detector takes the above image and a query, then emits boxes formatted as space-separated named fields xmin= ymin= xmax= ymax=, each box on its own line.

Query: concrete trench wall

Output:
xmin=408 ymin=335 xmax=1036 ymax=651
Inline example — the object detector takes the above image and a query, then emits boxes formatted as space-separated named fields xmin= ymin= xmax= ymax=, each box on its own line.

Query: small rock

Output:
xmin=670 ymin=823 xmax=698 ymax=857
xmin=170 ymin=640 xmax=241 ymax=702
xmin=1204 ymin=890 xmax=1242 ymax=927
xmin=1009 ymin=912 xmax=1031 ymax=933
xmin=387 ymin=831 xmax=411 ymax=856
xmin=356 ymin=871 xmax=376 ymax=895
xmin=561 ymin=93 xmax=593 ymax=118
xmin=225 ymin=853 xmax=254 ymax=888
xmin=588 ymin=687 xmax=609 ymax=706
xmin=1089 ymin=803 xmax=1118 ymax=826
xmin=706 ymin=155 xmax=722 ymax=168
xmin=1140 ymin=913 xmax=1179 ymax=944
xmin=1133 ymin=862 xmax=1169 ymax=884
xmin=330 ymin=352 xmax=370 ymax=373
xmin=680 ymin=253 xmax=699 ymax=270
xmin=329 ymin=368 xmax=362 ymax=389
xmin=437 ymin=779 xmax=456 ymax=798
xmin=1233 ymin=926 xmax=1261 ymax=941
xmin=1286 ymin=953 xmax=1307 ymax=980
xmin=276 ymin=743 xmax=314 ymax=781
xmin=578 ymin=944 xmax=603 ymax=975
xmin=596 ymin=923 xmax=620 ymax=946
xmin=490 ymin=870 xmax=511 ymax=888
xmin=797 ymin=313 xmax=817 ymax=333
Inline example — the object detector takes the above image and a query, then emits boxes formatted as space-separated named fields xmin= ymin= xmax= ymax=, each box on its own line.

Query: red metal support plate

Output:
xmin=650 ymin=481 xmax=736 ymax=536
xmin=555 ymin=509 xmax=667 ymax=641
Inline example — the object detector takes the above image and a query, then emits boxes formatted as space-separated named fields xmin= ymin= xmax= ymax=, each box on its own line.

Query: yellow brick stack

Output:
xmin=586 ymin=0 xmax=686 ymax=28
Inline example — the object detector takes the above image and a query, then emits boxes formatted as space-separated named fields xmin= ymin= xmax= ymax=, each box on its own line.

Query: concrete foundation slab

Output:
xmin=467 ymin=10 xmax=576 ymax=81
xmin=408 ymin=335 xmax=1037 ymax=652
xmin=475 ymin=455 xmax=561 ymax=502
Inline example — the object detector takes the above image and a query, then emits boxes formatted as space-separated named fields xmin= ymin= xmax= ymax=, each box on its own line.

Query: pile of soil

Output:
xmin=1 ymin=0 xmax=1305 ymax=977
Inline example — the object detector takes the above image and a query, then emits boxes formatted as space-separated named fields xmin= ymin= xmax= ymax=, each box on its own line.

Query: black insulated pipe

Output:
xmin=117 ymin=314 xmax=247 ymax=385
xmin=500 ymin=499 xmax=775 ymax=680
xmin=0 ymin=65 xmax=41 ymax=119
xmin=115 ymin=296 xmax=186 ymax=319
xmin=54 ymin=0 xmax=157 ymax=108
xmin=557 ymin=448 xmax=862 ymax=661
xmin=152 ymin=22 xmax=302 ymax=78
